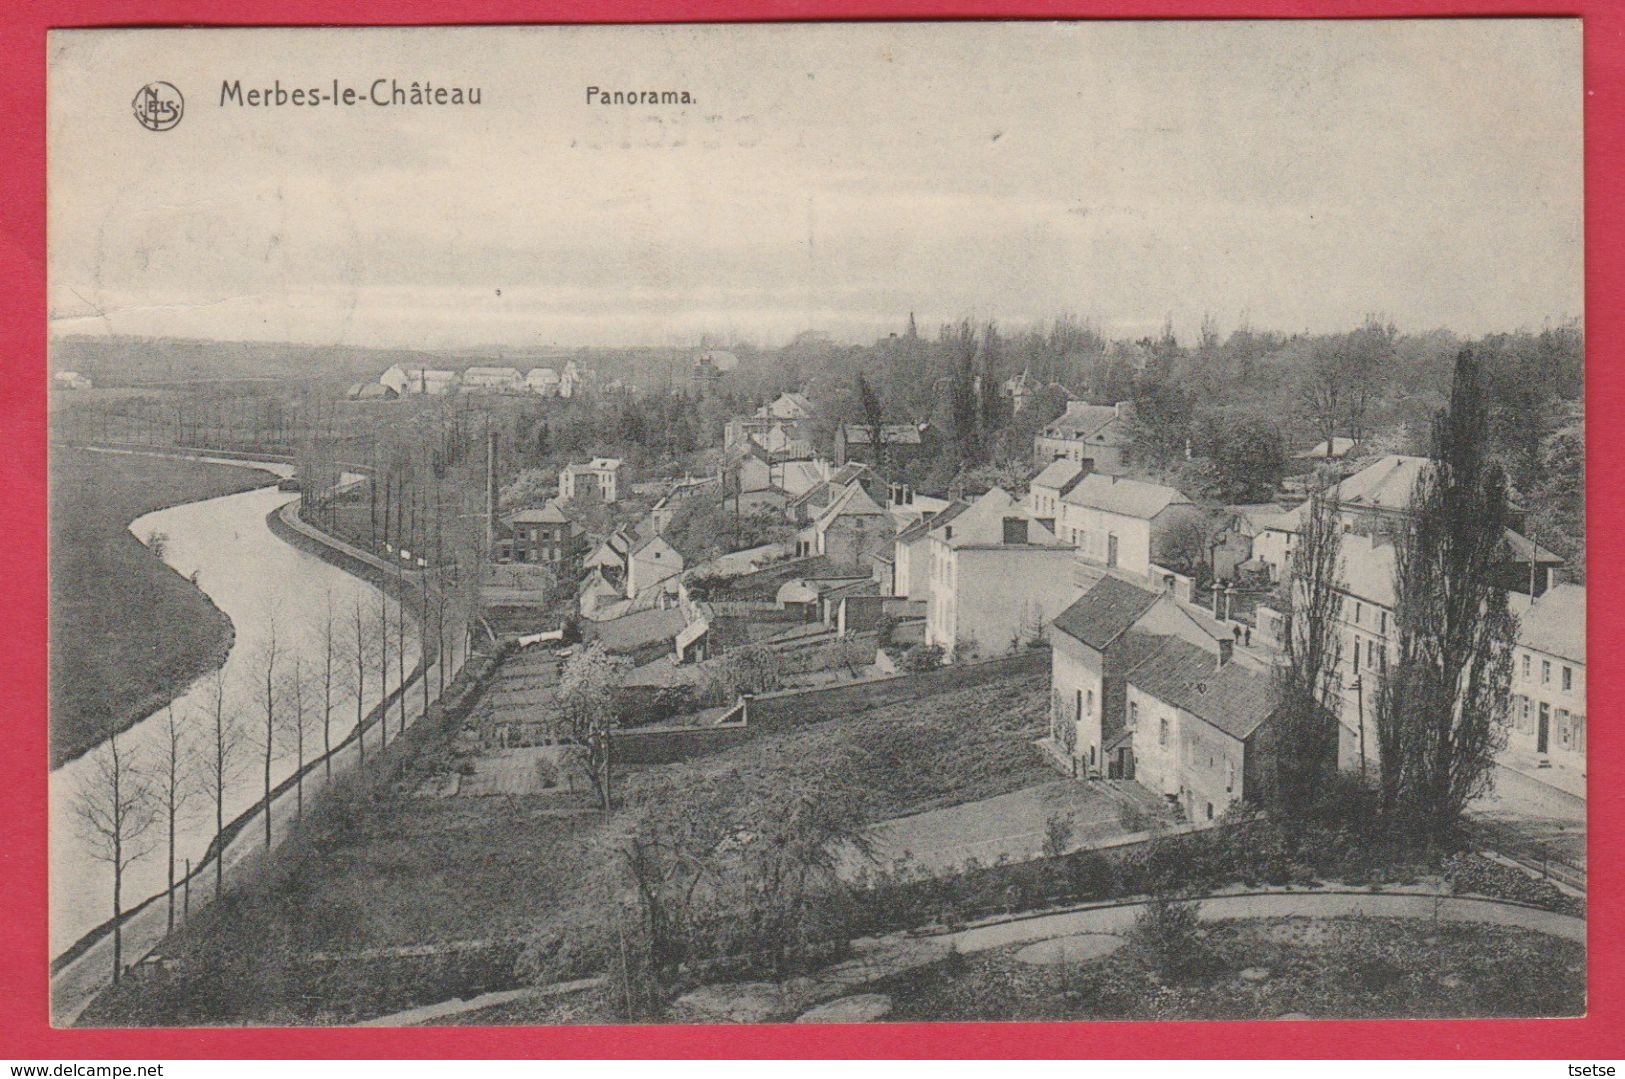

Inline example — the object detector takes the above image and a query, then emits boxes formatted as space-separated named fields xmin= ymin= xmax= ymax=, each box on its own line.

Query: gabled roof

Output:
xmin=940 ymin=487 xmax=1062 ymax=549
xmin=506 ymin=501 xmax=571 ymax=526
xmin=1050 ymin=576 xmax=1163 ymax=651
xmin=1062 ymin=474 xmax=1191 ymax=520
xmin=1031 ymin=458 xmax=1087 ymax=494
xmin=1295 ymin=437 xmax=1360 ymax=460
xmin=896 ymin=499 xmax=970 ymax=544
xmin=1128 ymin=638 xmax=1280 ymax=741
xmin=630 ymin=533 xmax=683 ymax=563
xmin=812 ymin=481 xmax=890 ymax=530
xmin=1512 ymin=582 xmax=1585 ymax=664
xmin=1042 ymin=402 xmax=1125 ymax=442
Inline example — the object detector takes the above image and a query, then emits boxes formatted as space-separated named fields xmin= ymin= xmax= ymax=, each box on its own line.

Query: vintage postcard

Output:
xmin=46 ymin=21 xmax=1584 ymax=1028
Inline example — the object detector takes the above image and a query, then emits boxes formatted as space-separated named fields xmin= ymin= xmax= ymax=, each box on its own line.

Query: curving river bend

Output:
xmin=50 ymin=454 xmax=420 ymax=959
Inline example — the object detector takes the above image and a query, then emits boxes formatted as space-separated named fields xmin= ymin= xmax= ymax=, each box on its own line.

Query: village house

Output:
xmin=1125 ymin=637 xmax=1331 ymax=823
xmin=380 ymin=364 xmax=458 ymax=396
xmin=578 ymin=565 xmax=625 ymax=621
xmin=1033 ymin=401 xmax=1133 ymax=474
xmin=793 ymin=480 xmax=896 ymax=570
xmin=1026 ymin=458 xmax=1088 ymax=528
xmin=1047 ymin=576 xmax=1226 ymax=780
xmin=345 ymin=381 xmax=399 ymax=401
xmin=1058 ymin=474 xmax=1197 ymax=579
xmin=726 ymin=439 xmax=829 ymax=500
xmin=525 ymin=367 xmax=561 ymax=396
xmin=1250 ymin=455 xmax=1564 ymax=595
xmin=625 ymin=534 xmax=685 ymax=598
xmin=53 ymin=371 xmax=93 ymax=390
xmin=892 ymin=500 xmax=968 ymax=600
xmin=502 ymin=501 xmax=587 ymax=571
xmin=1507 ymin=582 xmax=1586 ymax=771
xmin=923 ymin=488 xmax=1075 ymax=660
xmin=832 ymin=422 xmax=935 ymax=469
xmin=559 ymin=457 xmax=626 ymax=504
xmin=724 ymin=391 xmax=816 ymax=451
xmin=460 ymin=366 xmax=525 ymax=393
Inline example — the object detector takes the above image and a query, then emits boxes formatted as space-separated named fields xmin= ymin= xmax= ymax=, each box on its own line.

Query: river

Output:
xmin=49 ymin=455 xmax=421 ymax=958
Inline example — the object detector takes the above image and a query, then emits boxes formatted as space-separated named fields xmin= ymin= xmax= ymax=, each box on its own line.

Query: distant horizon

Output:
xmin=47 ymin=310 xmax=1586 ymax=360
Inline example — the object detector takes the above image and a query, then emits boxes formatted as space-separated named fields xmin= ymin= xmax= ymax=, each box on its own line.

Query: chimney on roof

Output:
xmin=1217 ymin=638 xmax=1234 ymax=668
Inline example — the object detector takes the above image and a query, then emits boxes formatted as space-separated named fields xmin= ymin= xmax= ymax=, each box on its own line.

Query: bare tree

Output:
xmin=252 ymin=609 xmax=283 ymax=849
xmin=1299 ymin=346 xmax=1344 ymax=457
xmin=318 ymin=591 xmax=339 ymax=779
xmin=195 ymin=668 xmax=244 ymax=900
xmin=280 ymin=655 xmax=316 ymax=821
xmin=74 ymin=727 xmax=158 ymax=984
xmin=156 ymin=704 xmax=195 ymax=934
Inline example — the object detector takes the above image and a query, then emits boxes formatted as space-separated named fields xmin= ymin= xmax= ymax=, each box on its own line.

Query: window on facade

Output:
xmin=1206 ymin=802 xmax=1214 ymax=821
xmin=1522 ymin=655 xmax=1531 ymax=677
xmin=1355 ymin=602 xmax=1362 ymax=624
xmin=1352 ymin=637 xmax=1361 ymax=672
xmin=1075 ymin=689 xmax=1082 ymax=722
xmin=1542 ymin=660 xmax=1551 ymax=685
xmin=1380 ymin=611 xmax=1387 ymax=634
xmin=1127 ymin=700 xmax=1136 ymax=728
xmin=1226 ymin=760 xmax=1235 ymax=793
xmin=1367 ymin=640 xmax=1376 ymax=668
xmin=1159 ymin=717 xmax=1168 ymax=746
xmin=1563 ymin=666 xmax=1573 ymax=691
xmin=1088 ymin=689 xmax=1096 ymax=717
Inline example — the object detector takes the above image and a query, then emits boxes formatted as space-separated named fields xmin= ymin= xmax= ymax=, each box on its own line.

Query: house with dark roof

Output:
xmin=1027 ymin=458 xmax=1087 ymax=527
xmin=1125 ymin=638 xmax=1331 ymax=822
xmin=1046 ymin=575 xmax=1223 ymax=779
xmin=1034 ymin=401 xmax=1133 ymax=475
xmin=502 ymin=500 xmax=586 ymax=570
xmin=833 ymin=421 xmax=935 ymax=469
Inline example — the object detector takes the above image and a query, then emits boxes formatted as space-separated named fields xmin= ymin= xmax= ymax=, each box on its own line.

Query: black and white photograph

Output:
xmin=47 ymin=21 xmax=1585 ymax=1027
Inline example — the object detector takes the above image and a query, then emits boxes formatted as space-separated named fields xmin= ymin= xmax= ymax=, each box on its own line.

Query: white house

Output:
xmin=922 ymin=488 xmax=1075 ymax=661
xmin=559 ymin=458 xmax=626 ymax=504
xmin=892 ymin=500 xmax=968 ymax=600
xmin=380 ymin=364 xmax=459 ymax=395
xmin=625 ymin=534 xmax=685 ymax=598
xmin=462 ymin=366 xmax=525 ymax=393
xmin=53 ymin=371 xmax=93 ymax=390
xmin=1047 ymin=576 xmax=1224 ymax=779
xmin=526 ymin=367 xmax=561 ymax=396
xmin=1026 ymin=457 xmax=1087 ymax=527
xmin=1058 ymin=474 xmax=1196 ymax=579
xmin=1507 ymin=582 xmax=1586 ymax=772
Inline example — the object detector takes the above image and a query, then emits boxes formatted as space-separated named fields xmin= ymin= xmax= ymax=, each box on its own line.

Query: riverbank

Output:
xmin=48 ymin=445 xmax=280 ymax=768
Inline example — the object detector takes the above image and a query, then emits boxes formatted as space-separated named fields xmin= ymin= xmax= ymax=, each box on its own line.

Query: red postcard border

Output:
xmin=2 ymin=0 xmax=1619 ymax=1059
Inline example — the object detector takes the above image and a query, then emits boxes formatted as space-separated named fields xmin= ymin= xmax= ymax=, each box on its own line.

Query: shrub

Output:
xmin=1130 ymin=896 xmax=1211 ymax=981
xmin=901 ymin=643 xmax=945 ymax=672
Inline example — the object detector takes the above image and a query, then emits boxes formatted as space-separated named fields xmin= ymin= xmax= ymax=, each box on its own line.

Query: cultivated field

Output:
xmin=48 ymin=446 xmax=277 ymax=767
xmin=79 ymin=669 xmax=1053 ymax=1025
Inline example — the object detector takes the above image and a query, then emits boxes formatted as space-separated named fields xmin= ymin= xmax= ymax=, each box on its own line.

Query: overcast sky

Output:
xmin=48 ymin=21 xmax=1582 ymax=350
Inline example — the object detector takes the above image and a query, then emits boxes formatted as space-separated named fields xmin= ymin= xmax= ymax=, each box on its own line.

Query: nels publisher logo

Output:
xmin=132 ymin=81 xmax=184 ymax=131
